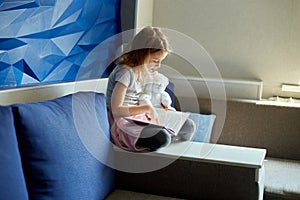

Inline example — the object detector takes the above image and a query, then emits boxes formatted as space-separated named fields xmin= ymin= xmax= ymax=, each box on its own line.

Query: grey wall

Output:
xmin=152 ymin=0 xmax=300 ymax=99
xmin=121 ymin=0 xmax=136 ymax=31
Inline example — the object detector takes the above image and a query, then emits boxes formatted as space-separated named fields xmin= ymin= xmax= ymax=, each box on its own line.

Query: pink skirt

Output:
xmin=109 ymin=114 xmax=148 ymax=152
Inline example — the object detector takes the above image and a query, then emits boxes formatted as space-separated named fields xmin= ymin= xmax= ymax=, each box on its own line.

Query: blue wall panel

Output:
xmin=0 ymin=0 xmax=121 ymax=87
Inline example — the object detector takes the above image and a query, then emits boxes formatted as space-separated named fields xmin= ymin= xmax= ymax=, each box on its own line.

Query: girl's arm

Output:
xmin=111 ymin=82 xmax=158 ymax=119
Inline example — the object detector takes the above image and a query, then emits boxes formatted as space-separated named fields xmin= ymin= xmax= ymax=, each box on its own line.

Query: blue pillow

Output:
xmin=13 ymin=92 xmax=115 ymax=200
xmin=189 ymin=113 xmax=216 ymax=143
xmin=0 ymin=106 xmax=28 ymax=200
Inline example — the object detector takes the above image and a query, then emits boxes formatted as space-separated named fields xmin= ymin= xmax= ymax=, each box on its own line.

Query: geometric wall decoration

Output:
xmin=0 ymin=0 xmax=121 ymax=87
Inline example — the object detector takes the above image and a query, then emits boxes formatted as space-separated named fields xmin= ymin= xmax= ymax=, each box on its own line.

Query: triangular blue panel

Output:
xmin=43 ymin=59 xmax=73 ymax=82
xmin=63 ymin=64 xmax=80 ymax=81
xmin=0 ymin=0 xmax=39 ymax=11
xmin=12 ymin=65 xmax=24 ymax=85
xmin=51 ymin=31 xmax=84 ymax=56
xmin=23 ymin=60 xmax=39 ymax=81
xmin=0 ymin=66 xmax=16 ymax=86
xmin=21 ymin=73 xmax=40 ymax=85
xmin=39 ymin=0 xmax=56 ymax=6
xmin=0 ymin=61 xmax=10 ymax=71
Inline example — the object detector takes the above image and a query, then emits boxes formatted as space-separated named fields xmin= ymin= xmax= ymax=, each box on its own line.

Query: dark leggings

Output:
xmin=136 ymin=125 xmax=171 ymax=151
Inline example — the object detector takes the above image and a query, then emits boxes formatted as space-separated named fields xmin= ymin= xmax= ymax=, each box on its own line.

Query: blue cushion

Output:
xmin=189 ymin=113 xmax=216 ymax=143
xmin=13 ymin=92 xmax=115 ymax=200
xmin=0 ymin=106 xmax=28 ymax=200
xmin=166 ymin=82 xmax=175 ymax=107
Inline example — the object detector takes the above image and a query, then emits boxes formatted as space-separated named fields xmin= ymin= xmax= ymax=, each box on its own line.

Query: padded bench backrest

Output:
xmin=0 ymin=106 xmax=28 ymax=200
xmin=1 ymin=92 xmax=115 ymax=200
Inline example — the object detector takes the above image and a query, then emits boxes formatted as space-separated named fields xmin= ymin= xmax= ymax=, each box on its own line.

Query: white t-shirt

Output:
xmin=106 ymin=65 xmax=142 ymax=112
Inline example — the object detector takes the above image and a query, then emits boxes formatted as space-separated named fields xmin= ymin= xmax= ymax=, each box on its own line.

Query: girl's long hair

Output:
xmin=117 ymin=26 xmax=171 ymax=77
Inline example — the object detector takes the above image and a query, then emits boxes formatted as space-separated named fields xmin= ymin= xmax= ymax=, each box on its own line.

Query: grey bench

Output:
xmin=114 ymin=141 xmax=266 ymax=200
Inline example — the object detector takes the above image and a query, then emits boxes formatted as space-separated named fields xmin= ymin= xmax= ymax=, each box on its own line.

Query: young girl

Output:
xmin=106 ymin=26 xmax=195 ymax=152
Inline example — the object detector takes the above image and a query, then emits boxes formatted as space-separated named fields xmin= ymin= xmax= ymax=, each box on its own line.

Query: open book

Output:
xmin=125 ymin=108 xmax=190 ymax=136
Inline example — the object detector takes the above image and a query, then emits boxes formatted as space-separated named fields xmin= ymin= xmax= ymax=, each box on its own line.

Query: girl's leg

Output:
xmin=173 ymin=118 xmax=196 ymax=141
xmin=136 ymin=125 xmax=171 ymax=151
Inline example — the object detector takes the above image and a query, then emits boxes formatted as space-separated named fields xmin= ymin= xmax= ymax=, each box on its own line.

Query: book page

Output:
xmin=125 ymin=108 xmax=190 ymax=135
xmin=156 ymin=108 xmax=190 ymax=134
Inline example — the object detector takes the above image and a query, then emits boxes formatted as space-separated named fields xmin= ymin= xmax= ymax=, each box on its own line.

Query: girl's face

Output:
xmin=147 ymin=51 xmax=168 ymax=73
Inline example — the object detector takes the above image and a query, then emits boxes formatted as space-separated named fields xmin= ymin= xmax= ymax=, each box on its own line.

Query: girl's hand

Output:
xmin=145 ymin=113 xmax=152 ymax=121
xmin=148 ymin=105 xmax=159 ymax=124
